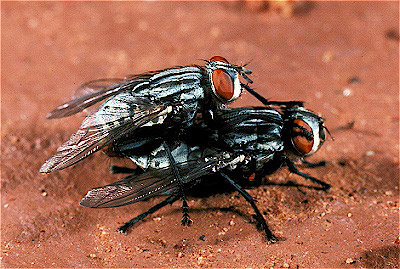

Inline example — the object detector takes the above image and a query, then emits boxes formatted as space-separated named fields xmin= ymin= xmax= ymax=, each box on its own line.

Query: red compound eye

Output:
xmin=292 ymin=119 xmax=314 ymax=155
xmin=212 ymin=68 xmax=234 ymax=100
xmin=248 ymin=173 xmax=256 ymax=182
xmin=210 ymin=56 xmax=229 ymax=63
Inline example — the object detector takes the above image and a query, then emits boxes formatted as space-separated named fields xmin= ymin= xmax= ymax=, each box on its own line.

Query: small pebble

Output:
xmin=346 ymin=258 xmax=355 ymax=264
xmin=385 ymin=190 xmax=393 ymax=196
xmin=342 ymin=88 xmax=352 ymax=97
xmin=197 ymin=256 xmax=205 ymax=265
xmin=159 ymin=239 xmax=167 ymax=247
xmin=347 ymin=213 xmax=352 ymax=218
xmin=322 ymin=219 xmax=332 ymax=230
xmin=322 ymin=51 xmax=334 ymax=62
xmin=365 ymin=151 xmax=375 ymax=156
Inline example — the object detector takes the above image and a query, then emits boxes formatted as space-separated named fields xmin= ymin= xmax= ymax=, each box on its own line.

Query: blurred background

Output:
xmin=2 ymin=1 xmax=399 ymax=267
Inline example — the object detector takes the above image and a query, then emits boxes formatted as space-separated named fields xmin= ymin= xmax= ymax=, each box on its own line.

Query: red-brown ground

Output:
xmin=1 ymin=1 xmax=399 ymax=268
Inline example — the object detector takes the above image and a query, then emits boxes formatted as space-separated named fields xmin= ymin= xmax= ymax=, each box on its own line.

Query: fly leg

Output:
xmin=264 ymin=101 xmax=305 ymax=107
xmin=220 ymin=172 xmax=278 ymax=243
xmin=241 ymin=83 xmax=304 ymax=107
xmin=285 ymin=157 xmax=331 ymax=191
xmin=302 ymin=159 xmax=327 ymax=168
xmin=241 ymin=83 xmax=270 ymax=105
xmin=118 ymin=194 xmax=180 ymax=233
xmin=109 ymin=165 xmax=142 ymax=174
xmin=163 ymin=143 xmax=193 ymax=226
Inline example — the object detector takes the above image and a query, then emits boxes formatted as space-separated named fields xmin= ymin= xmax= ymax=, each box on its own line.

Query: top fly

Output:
xmin=40 ymin=56 xmax=265 ymax=174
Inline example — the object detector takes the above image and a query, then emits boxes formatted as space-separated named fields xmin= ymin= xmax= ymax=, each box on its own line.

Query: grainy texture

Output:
xmin=1 ymin=1 xmax=399 ymax=267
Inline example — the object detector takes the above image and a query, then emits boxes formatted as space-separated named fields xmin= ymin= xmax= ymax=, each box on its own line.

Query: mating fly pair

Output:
xmin=41 ymin=56 xmax=330 ymax=243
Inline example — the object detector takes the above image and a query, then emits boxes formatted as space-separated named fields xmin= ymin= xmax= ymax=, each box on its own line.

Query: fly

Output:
xmin=40 ymin=56 xmax=276 ymax=174
xmin=80 ymin=105 xmax=331 ymax=243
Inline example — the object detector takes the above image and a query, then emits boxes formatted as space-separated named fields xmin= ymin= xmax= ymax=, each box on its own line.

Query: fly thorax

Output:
xmin=147 ymin=66 xmax=204 ymax=100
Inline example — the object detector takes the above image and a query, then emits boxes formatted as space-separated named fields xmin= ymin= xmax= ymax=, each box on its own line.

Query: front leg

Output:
xmin=285 ymin=157 xmax=331 ymax=191
xmin=240 ymin=83 xmax=304 ymax=108
xmin=302 ymin=159 xmax=327 ymax=168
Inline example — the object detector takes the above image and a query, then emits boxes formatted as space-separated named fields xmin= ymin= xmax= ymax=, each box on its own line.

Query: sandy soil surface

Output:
xmin=1 ymin=1 xmax=399 ymax=268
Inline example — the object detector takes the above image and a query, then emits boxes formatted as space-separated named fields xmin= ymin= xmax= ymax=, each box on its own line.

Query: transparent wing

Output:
xmin=47 ymin=75 xmax=151 ymax=119
xmin=72 ymin=78 xmax=125 ymax=115
xmin=40 ymin=93 xmax=171 ymax=174
xmin=46 ymin=65 xmax=204 ymax=119
xmin=80 ymin=158 xmax=223 ymax=208
xmin=73 ymin=78 xmax=125 ymax=99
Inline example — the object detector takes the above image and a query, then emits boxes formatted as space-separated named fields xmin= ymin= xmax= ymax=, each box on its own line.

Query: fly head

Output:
xmin=283 ymin=106 xmax=326 ymax=158
xmin=205 ymin=56 xmax=252 ymax=103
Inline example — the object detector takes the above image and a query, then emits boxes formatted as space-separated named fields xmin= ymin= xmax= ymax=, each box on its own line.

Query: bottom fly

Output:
xmin=80 ymin=105 xmax=330 ymax=243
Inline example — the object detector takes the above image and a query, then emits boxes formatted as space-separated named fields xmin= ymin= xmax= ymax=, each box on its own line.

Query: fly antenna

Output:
xmin=242 ymin=57 xmax=255 ymax=68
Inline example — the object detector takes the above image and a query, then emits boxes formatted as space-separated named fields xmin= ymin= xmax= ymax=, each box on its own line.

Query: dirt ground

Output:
xmin=1 ymin=1 xmax=399 ymax=268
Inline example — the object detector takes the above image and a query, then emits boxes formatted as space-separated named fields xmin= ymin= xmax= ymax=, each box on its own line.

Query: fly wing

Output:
xmin=40 ymin=93 xmax=172 ymax=174
xmin=46 ymin=65 xmax=203 ymax=120
xmin=79 ymin=158 xmax=223 ymax=208
xmin=46 ymin=75 xmax=152 ymax=119
xmin=73 ymin=78 xmax=125 ymax=99
xmin=72 ymin=78 xmax=125 ymax=116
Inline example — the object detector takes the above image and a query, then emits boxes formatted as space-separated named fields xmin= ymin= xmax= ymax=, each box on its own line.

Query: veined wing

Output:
xmin=47 ymin=75 xmax=152 ymax=119
xmin=72 ymin=78 xmax=125 ymax=116
xmin=80 ymin=157 xmax=230 ymax=208
xmin=46 ymin=65 xmax=204 ymax=119
xmin=40 ymin=93 xmax=172 ymax=174
xmin=73 ymin=78 xmax=125 ymax=99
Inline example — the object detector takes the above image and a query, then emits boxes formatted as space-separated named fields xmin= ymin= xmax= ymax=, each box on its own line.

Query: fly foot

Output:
xmin=117 ymin=224 xmax=130 ymax=234
xmin=266 ymin=233 xmax=279 ymax=244
xmin=181 ymin=213 xmax=193 ymax=226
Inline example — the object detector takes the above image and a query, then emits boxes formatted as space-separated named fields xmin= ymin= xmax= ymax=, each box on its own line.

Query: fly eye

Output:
xmin=212 ymin=68 xmax=235 ymax=101
xmin=210 ymin=56 xmax=229 ymax=63
xmin=292 ymin=119 xmax=314 ymax=155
